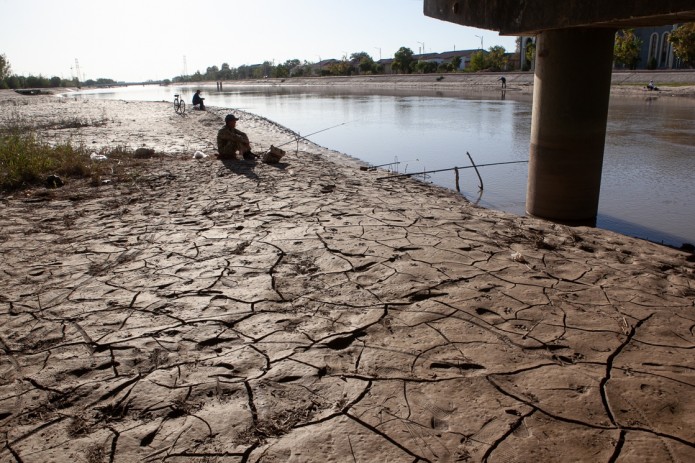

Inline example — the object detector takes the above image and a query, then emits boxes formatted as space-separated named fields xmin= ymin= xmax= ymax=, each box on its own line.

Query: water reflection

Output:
xmin=70 ymin=85 xmax=695 ymax=247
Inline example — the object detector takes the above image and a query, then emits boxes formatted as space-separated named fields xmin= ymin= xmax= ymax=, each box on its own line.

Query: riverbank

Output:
xmin=7 ymin=69 xmax=695 ymax=100
xmin=195 ymin=70 xmax=695 ymax=98
xmin=1 ymin=92 xmax=694 ymax=462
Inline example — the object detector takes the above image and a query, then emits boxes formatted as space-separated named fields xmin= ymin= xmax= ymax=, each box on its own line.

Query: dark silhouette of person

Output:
xmin=498 ymin=76 xmax=507 ymax=89
xmin=192 ymin=90 xmax=205 ymax=110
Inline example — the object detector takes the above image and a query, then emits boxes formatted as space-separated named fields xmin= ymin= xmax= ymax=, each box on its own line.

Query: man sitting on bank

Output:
xmin=192 ymin=90 xmax=205 ymax=110
xmin=217 ymin=114 xmax=255 ymax=160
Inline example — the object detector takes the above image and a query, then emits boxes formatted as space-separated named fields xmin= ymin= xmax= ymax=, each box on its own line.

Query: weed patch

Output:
xmin=0 ymin=118 xmax=147 ymax=192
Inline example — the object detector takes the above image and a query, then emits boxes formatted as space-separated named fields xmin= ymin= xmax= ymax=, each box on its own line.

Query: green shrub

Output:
xmin=0 ymin=133 xmax=92 ymax=191
xmin=0 ymin=110 xmax=136 ymax=192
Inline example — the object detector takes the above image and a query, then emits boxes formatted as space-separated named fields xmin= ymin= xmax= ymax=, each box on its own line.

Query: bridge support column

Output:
xmin=526 ymin=28 xmax=615 ymax=226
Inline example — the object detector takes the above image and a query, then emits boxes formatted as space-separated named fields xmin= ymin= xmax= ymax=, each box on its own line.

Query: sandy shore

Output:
xmin=1 ymin=90 xmax=694 ymax=462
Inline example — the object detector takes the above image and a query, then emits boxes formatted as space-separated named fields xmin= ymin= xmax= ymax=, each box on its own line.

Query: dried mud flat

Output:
xmin=1 ymin=91 xmax=694 ymax=463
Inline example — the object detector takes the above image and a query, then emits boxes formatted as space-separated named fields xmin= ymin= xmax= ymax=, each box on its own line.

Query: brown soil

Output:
xmin=1 ymin=90 xmax=694 ymax=463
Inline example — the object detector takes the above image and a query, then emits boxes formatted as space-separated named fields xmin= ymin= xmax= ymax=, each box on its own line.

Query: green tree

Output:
xmin=350 ymin=52 xmax=370 ymax=61
xmin=26 ymin=75 xmax=48 ymax=88
xmin=415 ymin=61 xmax=438 ymax=73
xmin=293 ymin=60 xmax=315 ymax=77
xmin=0 ymin=53 xmax=10 ymax=81
xmin=219 ymin=63 xmax=233 ymax=80
xmin=5 ymin=75 xmax=21 ymax=89
xmin=0 ymin=54 xmax=10 ymax=88
xmin=274 ymin=64 xmax=289 ymax=78
xmin=467 ymin=51 xmax=487 ymax=71
xmin=275 ymin=59 xmax=300 ymax=78
xmin=236 ymin=65 xmax=250 ymax=79
xmin=450 ymin=55 xmax=462 ymax=71
xmin=486 ymin=46 xmax=508 ymax=71
xmin=669 ymin=22 xmax=695 ymax=67
xmin=191 ymin=70 xmax=203 ymax=82
xmin=392 ymin=47 xmax=415 ymax=74
xmin=328 ymin=58 xmax=353 ymax=76
xmin=258 ymin=61 xmax=273 ymax=78
xmin=614 ymin=29 xmax=642 ymax=69
xmin=204 ymin=65 xmax=219 ymax=80
xmin=467 ymin=46 xmax=508 ymax=72
xmin=351 ymin=52 xmax=376 ymax=74
xmin=524 ymin=41 xmax=536 ymax=70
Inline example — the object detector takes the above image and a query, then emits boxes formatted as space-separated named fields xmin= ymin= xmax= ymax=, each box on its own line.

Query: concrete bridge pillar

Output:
xmin=526 ymin=28 xmax=615 ymax=225
xmin=423 ymin=0 xmax=694 ymax=224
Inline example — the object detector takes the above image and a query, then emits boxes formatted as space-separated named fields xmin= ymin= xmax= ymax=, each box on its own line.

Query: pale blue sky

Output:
xmin=0 ymin=0 xmax=518 ymax=82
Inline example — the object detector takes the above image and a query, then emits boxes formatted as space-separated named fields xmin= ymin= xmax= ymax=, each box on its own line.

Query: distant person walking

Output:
xmin=217 ymin=114 xmax=254 ymax=160
xmin=193 ymin=90 xmax=206 ymax=110
xmin=498 ymin=76 xmax=507 ymax=89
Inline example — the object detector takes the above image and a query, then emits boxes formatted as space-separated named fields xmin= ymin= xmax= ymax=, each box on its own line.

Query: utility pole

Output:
xmin=74 ymin=59 xmax=81 ymax=82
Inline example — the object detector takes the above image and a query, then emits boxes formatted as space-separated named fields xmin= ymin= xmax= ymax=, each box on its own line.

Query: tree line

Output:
xmin=2 ymin=25 xmax=693 ymax=89
xmin=0 ymin=54 xmax=121 ymax=89
xmin=0 ymin=44 xmax=538 ymax=89
xmin=172 ymin=45 xmax=513 ymax=84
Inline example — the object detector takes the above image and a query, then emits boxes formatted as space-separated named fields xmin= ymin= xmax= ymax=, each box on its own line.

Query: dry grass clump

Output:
xmin=0 ymin=113 xmax=139 ymax=192
xmin=0 ymin=134 xmax=90 ymax=190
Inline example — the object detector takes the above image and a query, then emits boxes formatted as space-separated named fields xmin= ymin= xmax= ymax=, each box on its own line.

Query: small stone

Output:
xmin=134 ymin=148 xmax=155 ymax=158
xmin=45 ymin=175 xmax=64 ymax=188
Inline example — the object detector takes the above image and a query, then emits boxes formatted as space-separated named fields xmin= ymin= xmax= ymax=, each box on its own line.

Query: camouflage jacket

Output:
xmin=217 ymin=125 xmax=249 ymax=152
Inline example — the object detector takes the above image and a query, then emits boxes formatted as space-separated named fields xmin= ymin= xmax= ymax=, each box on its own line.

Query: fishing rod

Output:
xmin=359 ymin=155 xmax=422 ymax=172
xmin=360 ymin=161 xmax=401 ymax=171
xmin=376 ymin=160 xmax=528 ymax=181
xmin=274 ymin=121 xmax=353 ymax=149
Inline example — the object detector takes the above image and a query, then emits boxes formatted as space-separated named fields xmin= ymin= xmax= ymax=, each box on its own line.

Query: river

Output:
xmin=70 ymin=84 xmax=695 ymax=248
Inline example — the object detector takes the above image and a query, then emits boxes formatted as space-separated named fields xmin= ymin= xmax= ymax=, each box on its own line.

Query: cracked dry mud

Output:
xmin=1 ymin=95 xmax=694 ymax=463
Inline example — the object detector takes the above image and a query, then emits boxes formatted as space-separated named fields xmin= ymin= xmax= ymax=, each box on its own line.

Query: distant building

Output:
xmin=377 ymin=58 xmax=394 ymax=74
xmin=377 ymin=49 xmax=487 ymax=74
xmin=311 ymin=59 xmax=339 ymax=76
xmin=633 ymin=25 xmax=682 ymax=69
xmin=519 ymin=37 xmax=536 ymax=71
xmin=520 ymin=26 xmax=688 ymax=72
xmin=437 ymin=50 xmax=483 ymax=70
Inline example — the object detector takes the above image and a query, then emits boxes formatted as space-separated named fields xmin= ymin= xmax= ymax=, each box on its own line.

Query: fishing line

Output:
xmin=376 ymin=160 xmax=528 ymax=180
xmin=274 ymin=120 xmax=355 ymax=149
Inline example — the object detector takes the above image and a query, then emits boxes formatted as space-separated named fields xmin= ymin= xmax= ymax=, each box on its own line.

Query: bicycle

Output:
xmin=173 ymin=94 xmax=186 ymax=114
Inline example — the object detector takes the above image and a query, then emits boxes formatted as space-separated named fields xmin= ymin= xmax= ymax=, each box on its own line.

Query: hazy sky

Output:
xmin=1 ymin=0 xmax=518 ymax=82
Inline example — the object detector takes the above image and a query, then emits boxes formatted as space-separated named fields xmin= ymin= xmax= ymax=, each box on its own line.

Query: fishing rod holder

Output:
xmin=359 ymin=161 xmax=401 ymax=172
